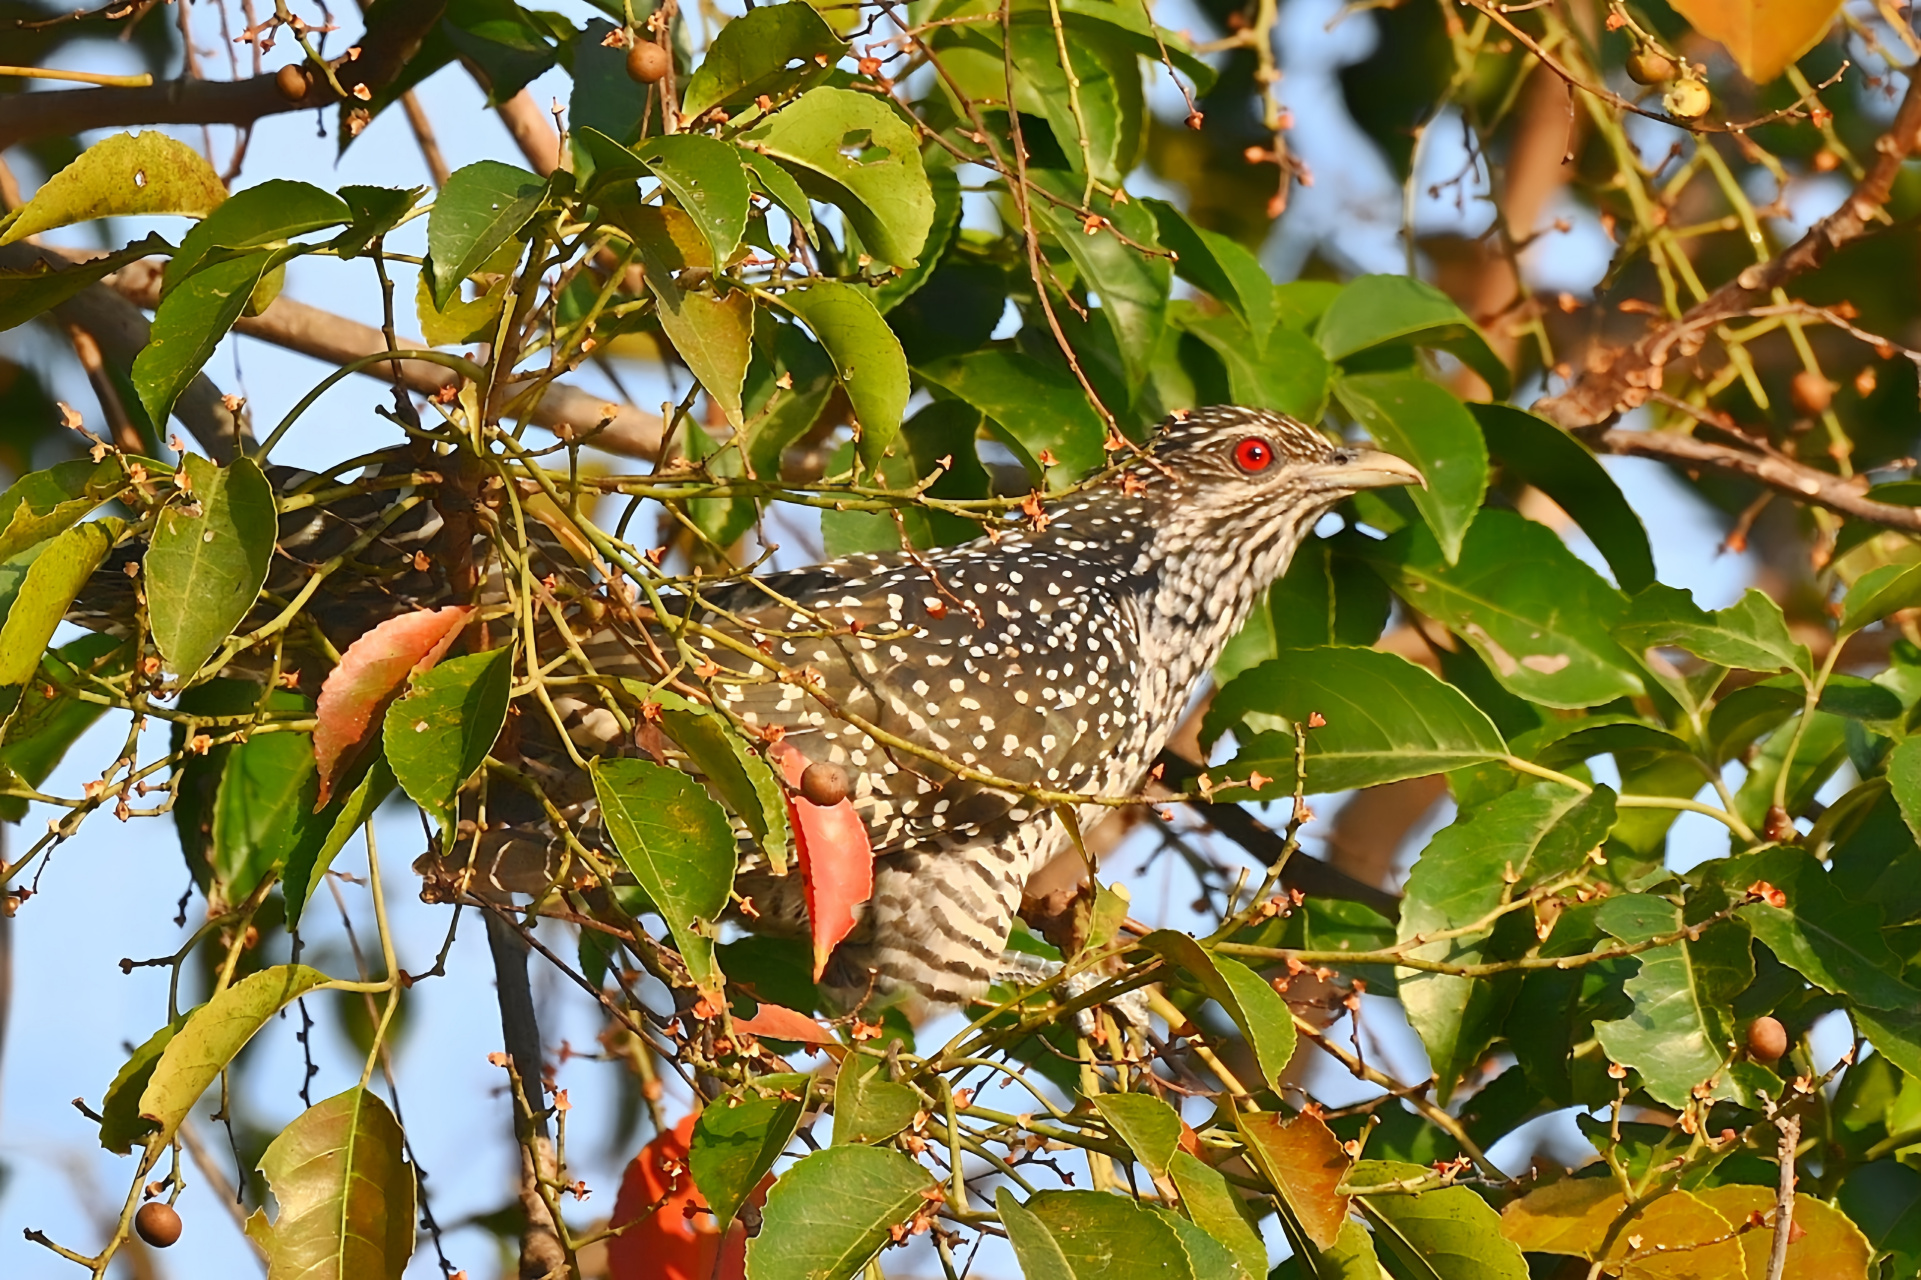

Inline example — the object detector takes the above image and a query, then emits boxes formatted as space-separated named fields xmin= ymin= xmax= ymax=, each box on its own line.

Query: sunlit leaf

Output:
xmin=692 ymin=1076 xmax=808 ymax=1229
xmin=769 ymin=280 xmax=909 ymax=471
xmin=1350 ymin=1159 xmax=1529 ymax=1280
xmin=0 ymin=131 xmax=226 ymax=246
xmin=1670 ymin=0 xmax=1843 ymax=83
xmin=833 ymin=1056 xmax=920 ymax=1145
xmin=244 ymin=1087 xmax=415 ymax=1280
xmin=312 ymin=606 xmax=471 ymax=807
xmin=425 ymin=160 xmax=546 ymax=309
xmin=744 ymin=1145 xmax=933 ymax=1280
xmin=1317 ymin=274 xmax=1510 ymax=399
xmin=1236 ymin=1110 xmax=1352 ymax=1250
xmin=383 ymin=647 xmax=512 ymax=833
xmin=682 ymin=3 xmax=846 ymax=119
xmin=1145 ymin=931 xmax=1296 ymax=1087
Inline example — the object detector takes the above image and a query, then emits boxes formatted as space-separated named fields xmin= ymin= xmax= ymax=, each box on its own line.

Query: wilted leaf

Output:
xmin=311 ymin=606 xmax=470 ymax=807
xmin=0 ymin=131 xmax=226 ymax=246
xmin=244 ymin=1087 xmax=415 ymax=1280
xmin=1670 ymin=0 xmax=1843 ymax=83
xmin=691 ymin=1077 xmax=807 ymax=1228
xmin=383 ymin=647 xmax=512 ymax=832
xmin=736 ymin=1002 xmax=838 ymax=1047
xmin=743 ymin=1145 xmax=933 ymax=1280
xmin=1236 ymin=1110 xmax=1352 ymax=1250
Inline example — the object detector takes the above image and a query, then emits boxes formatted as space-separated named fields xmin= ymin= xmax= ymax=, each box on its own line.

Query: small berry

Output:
xmin=1747 ymin=1015 xmax=1789 ymax=1063
xmin=1665 ymin=78 xmax=1711 ymax=119
xmin=626 ymin=41 xmax=671 ymax=84
xmin=800 ymin=761 xmax=849 ymax=807
xmin=135 ymin=1202 xmax=182 ymax=1248
xmin=1625 ymin=49 xmax=1677 ymax=85
xmin=1790 ymin=369 xmax=1834 ymax=417
xmin=274 ymin=63 xmax=311 ymax=103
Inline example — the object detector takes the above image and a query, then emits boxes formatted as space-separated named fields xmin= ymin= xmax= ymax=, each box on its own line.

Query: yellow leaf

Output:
xmin=1694 ymin=1186 xmax=1874 ymax=1280
xmin=1669 ymin=0 xmax=1845 ymax=83
xmin=0 ymin=132 xmax=226 ymax=246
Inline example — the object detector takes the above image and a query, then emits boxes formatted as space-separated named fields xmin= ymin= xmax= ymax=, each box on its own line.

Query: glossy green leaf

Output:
xmin=832 ymin=1056 xmax=920 ymax=1145
xmin=638 ymin=685 xmax=792 ymax=877
xmin=1029 ymin=169 xmax=1169 ymax=390
xmin=212 ymin=723 xmax=321 ymax=905
xmin=916 ymin=348 xmax=1108 ymax=485
xmin=740 ymin=147 xmax=818 ymax=242
xmin=819 ymin=401 xmax=989 ymax=556
xmin=1364 ymin=509 xmax=1643 ymax=709
xmin=742 ymin=87 xmax=933 ymax=269
xmin=1399 ymin=783 xmax=1617 ymax=1099
xmin=634 ymin=132 xmax=755 ymax=272
xmin=1169 ymin=1151 xmax=1267 ymax=1280
xmin=0 ymin=518 xmax=120 ymax=692
xmin=872 ymin=162 xmax=960 ymax=315
xmin=0 ymin=455 xmax=131 ymax=563
xmin=1144 ymin=931 xmax=1296 ymax=1087
xmin=134 ymin=249 xmax=283 ymax=426
xmin=1145 ymin=199 xmax=1276 ymax=338
xmin=139 ymin=964 xmax=331 ymax=1150
xmin=1316 ymin=275 xmax=1511 ymax=399
xmin=691 ymin=1075 xmax=808 ymax=1227
xmin=165 ymin=179 xmax=349 ymax=292
xmin=1270 ymin=1220 xmax=1387 ymax=1280
xmin=1206 ymin=646 xmax=1507 ymax=794
xmin=330 ymin=185 xmax=425 ymax=260
xmin=682 ymin=2 xmax=848 ymax=119
xmin=425 ymin=160 xmax=546 ymax=309
xmin=1175 ymin=309 xmax=1330 ymax=420
xmin=1351 ymin=1159 xmax=1529 ymax=1280
xmin=285 ymin=757 xmax=394 ymax=931
xmin=145 ymin=455 xmax=276 ymax=678
xmin=1091 ymin=1093 xmax=1182 ymax=1182
xmin=744 ymin=1144 xmax=933 ymax=1280
xmin=1472 ymin=403 xmax=1654 ymax=593
xmin=1731 ymin=707 xmax=1849 ymax=833
xmin=1592 ymin=893 xmax=1752 ymax=1108
xmin=97 ymin=1018 xmax=183 ymax=1154
xmin=591 ymin=756 xmax=737 ymax=990
xmin=1009 ymin=24 xmax=1129 ymax=184
xmin=1334 ymin=371 xmax=1488 ymax=565
xmin=1614 ymin=584 xmax=1812 ymax=680
xmin=244 ymin=1087 xmax=415 ymax=1280
xmin=384 ymin=647 xmax=512 ymax=833
xmin=1890 ymin=736 xmax=1921 ymax=848
xmin=1840 ymin=561 xmax=1921 ymax=635
xmin=0 ymin=235 xmax=170 ymax=333
xmin=1002 ymin=1186 xmax=1205 ymax=1279
xmin=0 ymin=131 xmax=226 ymax=246
xmin=1716 ymin=846 xmax=1920 ymax=1011
xmin=769 ymin=280 xmax=909 ymax=470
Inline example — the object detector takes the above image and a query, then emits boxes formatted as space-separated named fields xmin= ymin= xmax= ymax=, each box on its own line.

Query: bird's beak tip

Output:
xmin=1341 ymin=448 xmax=1427 ymax=491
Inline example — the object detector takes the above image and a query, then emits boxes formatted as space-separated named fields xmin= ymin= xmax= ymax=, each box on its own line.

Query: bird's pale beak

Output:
xmin=1322 ymin=448 xmax=1426 ymax=491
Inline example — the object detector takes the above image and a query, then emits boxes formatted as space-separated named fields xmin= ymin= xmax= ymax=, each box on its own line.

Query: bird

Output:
xmin=71 ymin=405 xmax=1422 ymax=1008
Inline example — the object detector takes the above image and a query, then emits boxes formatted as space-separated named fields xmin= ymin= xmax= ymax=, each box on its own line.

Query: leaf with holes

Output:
xmin=244 ymin=1086 xmax=415 ymax=1280
xmin=383 ymin=647 xmax=513 ymax=833
xmin=311 ymin=606 xmax=470 ymax=808
xmin=1 ymin=131 xmax=226 ymax=246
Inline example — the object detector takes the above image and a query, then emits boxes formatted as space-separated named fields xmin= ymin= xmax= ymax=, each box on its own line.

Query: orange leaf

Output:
xmin=1236 ymin=1110 xmax=1352 ymax=1250
xmin=734 ymin=1002 xmax=839 ymax=1046
xmin=772 ymin=743 xmax=874 ymax=980
xmin=608 ymin=1116 xmax=749 ymax=1280
xmin=312 ymin=606 xmax=470 ymax=807
xmin=1669 ymin=0 xmax=1843 ymax=83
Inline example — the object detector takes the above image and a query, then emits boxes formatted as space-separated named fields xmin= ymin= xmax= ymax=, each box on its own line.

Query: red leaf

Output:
xmin=312 ymin=606 xmax=470 ymax=807
xmin=608 ymin=1116 xmax=748 ymax=1280
xmin=772 ymin=744 xmax=874 ymax=980
xmin=734 ymin=1002 xmax=838 ymax=1046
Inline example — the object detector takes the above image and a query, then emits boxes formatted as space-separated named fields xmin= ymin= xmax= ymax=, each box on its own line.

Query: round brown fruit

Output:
xmin=1747 ymin=1015 xmax=1789 ymax=1063
xmin=1664 ymin=78 xmax=1711 ymax=119
xmin=800 ymin=761 xmax=850 ymax=807
xmin=274 ymin=62 xmax=311 ymax=103
xmin=626 ymin=41 xmax=671 ymax=85
xmin=135 ymin=1202 xmax=182 ymax=1249
xmin=1625 ymin=50 xmax=1677 ymax=85
xmin=1790 ymin=369 xmax=1834 ymax=417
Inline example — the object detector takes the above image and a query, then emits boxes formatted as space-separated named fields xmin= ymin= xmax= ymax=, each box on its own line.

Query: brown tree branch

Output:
xmin=1535 ymin=68 xmax=1921 ymax=430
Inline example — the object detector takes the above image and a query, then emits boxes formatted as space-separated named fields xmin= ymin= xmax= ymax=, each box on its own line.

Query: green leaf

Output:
xmin=769 ymin=281 xmax=909 ymax=470
xmin=832 ymin=1056 xmax=920 ymax=1145
xmin=591 ymin=757 xmax=737 ymax=990
xmin=1009 ymin=24 xmax=1130 ymax=185
xmin=139 ymin=964 xmax=331 ymax=1150
xmin=1890 ymin=736 xmax=1921 ymax=848
xmin=1715 ymin=846 xmax=1920 ymax=1011
xmin=1091 ymin=1093 xmax=1182 ymax=1181
xmin=636 ymin=685 xmax=793 ymax=877
xmin=1363 ymin=509 xmax=1643 ymax=709
xmin=1614 ymin=584 xmax=1812 ymax=680
xmin=872 ymin=162 xmax=960 ymax=315
xmin=1145 ymin=200 xmax=1275 ymax=338
xmin=1350 ymin=1159 xmax=1529 ymax=1280
xmin=1144 ymin=931 xmax=1296 ymax=1087
xmin=653 ymin=276 xmax=754 ymax=431
xmin=916 ymin=349 xmax=1108 ymax=486
xmin=285 ymin=757 xmax=394 ymax=931
xmin=742 ymin=87 xmax=933 ymax=269
xmin=1839 ymin=1162 xmax=1921 ymax=1280
xmin=819 ymin=401 xmax=989 ymax=556
xmin=744 ymin=1145 xmax=934 ymax=1280
xmin=243 ymin=1087 xmax=415 ymax=1280
xmin=1029 ymin=169 xmax=1169 ymax=390
xmin=1334 ymin=371 xmax=1489 ymax=565
xmin=682 ymin=3 xmax=847 ymax=119
xmin=632 ymin=133 xmax=756 ymax=272
xmin=331 ymin=185 xmax=425 ymax=260
xmin=1168 ymin=1151 xmax=1267 ymax=1280
xmin=1472 ymin=403 xmax=1654 ymax=594
xmin=692 ymin=1075 xmax=809 ymax=1227
xmin=0 ymin=131 xmax=227 ymax=246
xmin=0 ymin=635 xmax=123 ymax=822
xmin=1000 ymin=1186 xmax=1203 ymax=1279
xmin=1175 ymin=309 xmax=1330 ymax=420
xmin=1399 ymin=783 xmax=1617 ymax=1100
xmin=98 ymin=1018 xmax=184 ymax=1154
xmin=383 ymin=647 xmax=512 ymax=832
xmin=0 ymin=519 xmax=119 ymax=695
xmin=0 ymin=235 xmax=171 ymax=334
xmin=133 ymin=250 xmax=283 ymax=426
xmin=145 ymin=455 xmax=277 ymax=679
xmin=0 ymin=455 xmax=131 ymax=563
xmin=1840 ymin=562 xmax=1921 ymax=635
xmin=425 ymin=160 xmax=546 ymax=309
xmin=165 ymin=179 xmax=350 ymax=292
xmin=740 ymin=147 xmax=818 ymax=242
xmin=1269 ymin=1220 xmax=1387 ymax=1280
xmin=1592 ymin=892 xmax=1752 ymax=1108
xmin=1206 ymin=646 xmax=1507 ymax=795
xmin=211 ymin=722 xmax=321 ymax=905
xmin=1316 ymin=275 xmax=1511 ymax=400
xmin=441 ymin=0 xmax=560 ymax=106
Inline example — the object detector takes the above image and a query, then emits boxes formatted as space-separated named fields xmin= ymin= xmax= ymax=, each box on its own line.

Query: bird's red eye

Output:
xmin=1233 ymin=437 xmax=1274 ymax=473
